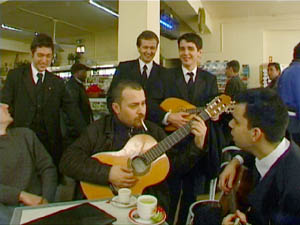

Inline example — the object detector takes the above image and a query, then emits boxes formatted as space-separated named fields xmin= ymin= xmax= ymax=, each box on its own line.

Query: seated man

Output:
xmin=59 ymin=80 xmax=208 ymax=213
xmin=219 ymin=88 xmax=300 ymax=225
xmin=0 ymin=100 xmax=57 ymax=224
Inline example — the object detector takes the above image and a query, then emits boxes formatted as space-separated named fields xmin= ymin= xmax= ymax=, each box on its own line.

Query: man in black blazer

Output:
xmin=1 ymin=33 xmax=83 ymax=168
xmin=64 ymin=63 xmax=93 ymax=147
xmin=148 ymin=33 xmax=226 ymax=225
xmin=106 ymin=30 xmax=164 ymax=115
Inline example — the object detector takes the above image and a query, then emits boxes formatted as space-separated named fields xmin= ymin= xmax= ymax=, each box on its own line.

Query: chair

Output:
xmin=185 ymin=146 xmax=241 ymax=225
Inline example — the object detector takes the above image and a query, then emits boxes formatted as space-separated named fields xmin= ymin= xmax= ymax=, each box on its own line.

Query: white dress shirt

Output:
xmin=139 ymin=59 xmax=153 ymax=78
xmin=31 ymin=63 xmax=45 ymax=84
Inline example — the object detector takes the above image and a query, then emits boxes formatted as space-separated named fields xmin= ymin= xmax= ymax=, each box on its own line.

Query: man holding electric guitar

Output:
xmin=59 ymin=80 xmax=217 ymax=214
xmin=148 ymin=33 xmax=227 ymax=224
xmin=220 ymin=88 xmax=300 ymax=225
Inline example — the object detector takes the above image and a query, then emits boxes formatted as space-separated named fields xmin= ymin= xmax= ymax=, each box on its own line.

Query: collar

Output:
xmin=113 ymin=115 xmax=146 ymax=137
xmin=182 ymin=65 xmax=197 ymax=83
xmin=255 ymin=137 xmax=290 ymax=179
xmin=139 ymin=58 xmax=153 ymax=77
xmin=31 ymin=63 xmax=46 ymax=84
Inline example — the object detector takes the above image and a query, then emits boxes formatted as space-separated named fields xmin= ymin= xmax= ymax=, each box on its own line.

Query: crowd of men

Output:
xmin=0 ymin=31 xmax=300 ymax=225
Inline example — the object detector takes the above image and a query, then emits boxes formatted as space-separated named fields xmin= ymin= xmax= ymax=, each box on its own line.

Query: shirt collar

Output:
xmin=182 ymin=65 xmax=197 ymax=83
xmin=139 ymin=58 xmax=153 ymax=78
xmin=255 ymin=137 xmax=290 ymax=179
xmin=31 ymin=63 xmax=46 ymax=83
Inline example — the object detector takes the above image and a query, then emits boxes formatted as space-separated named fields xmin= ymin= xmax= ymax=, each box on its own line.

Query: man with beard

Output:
xmin=60 ymin=80 xmax=209 ymax=212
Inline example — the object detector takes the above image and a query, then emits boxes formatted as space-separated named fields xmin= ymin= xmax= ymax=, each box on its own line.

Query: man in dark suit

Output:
xmin=148 ymin=33 xmax=226 ymax=225
xmin=106 ymin=30 xmax=164 ymax=114
xmin=64 ymin=63 xmax=93 ymax=147
xmin=1 ymin=33 xmax=83 ymax=168
xmin=220 ymin=88 xmax=300 ymax=225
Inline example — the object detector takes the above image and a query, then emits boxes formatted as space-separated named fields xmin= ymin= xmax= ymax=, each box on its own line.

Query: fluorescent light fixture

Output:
xmin=160 ymin=19 xmax=173 ymax=30
xmin=1 ymin=24 xmax=22 ymax=32
xmin=89 ymin=0 xmax=119 ymax=18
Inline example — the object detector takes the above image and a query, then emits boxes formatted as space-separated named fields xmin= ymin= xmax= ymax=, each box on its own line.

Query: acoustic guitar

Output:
xmin=160 ymin=98 xmax=205 ymax=132
xmin=80 ymin=94 xmax=232 ymax=200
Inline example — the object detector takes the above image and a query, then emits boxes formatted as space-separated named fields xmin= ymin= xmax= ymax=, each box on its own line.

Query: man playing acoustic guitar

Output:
xmin=59 ymin=80 xmax=209 ymax=214
xmin=220 ymin=88 xmax=300 ymax=225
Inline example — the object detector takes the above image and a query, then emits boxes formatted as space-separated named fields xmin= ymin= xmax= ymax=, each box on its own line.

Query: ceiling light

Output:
xmin=1 ymin=24 xmax=22 ymax=32
xmin=89 ymin=0 xmax=119 ymax=18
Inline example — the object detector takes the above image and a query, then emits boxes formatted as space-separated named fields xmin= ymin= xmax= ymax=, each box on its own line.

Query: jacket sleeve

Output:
xmin=26 ymin=129 xmax=57 ymax=202
xmin=59 ymin=122 xmax=111 ymax=186
xmin=147 ymin=68 xmax=169 ymax=124
xmin=1 ymin=69 xmax=16 ymax=115
xmin=106 ymin=63 xmax=124 ymax=113
xmin=0 ymin=184 xmax=22 ymax=205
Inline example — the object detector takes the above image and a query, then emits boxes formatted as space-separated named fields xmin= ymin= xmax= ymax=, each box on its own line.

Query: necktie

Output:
xmin=187 ymin=72 xmax=194 ymax=100
xmin=142 ymin=65 xmax=148 ymax=87
xmin=36 ymin=73 xmax=43 ymax=90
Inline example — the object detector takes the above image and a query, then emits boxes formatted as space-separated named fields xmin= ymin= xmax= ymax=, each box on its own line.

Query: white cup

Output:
xmin=137 ymin=195 xmax=157 ymax=220
xmin=118 ymin=188 xmax=131 ymax=204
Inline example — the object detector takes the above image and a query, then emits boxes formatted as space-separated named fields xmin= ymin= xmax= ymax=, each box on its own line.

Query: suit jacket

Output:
xmin=65 ymin=76 xmax=93 ymax=140
xmin=106 ymin=59 xmax=164 ymax=114
xmin=1 ymin=64 xmax=84 ymax=166
xmin=148 ymin=66 xmax=226 ymax=179
xmin=247 ymin=142 xmax=300 ymax=225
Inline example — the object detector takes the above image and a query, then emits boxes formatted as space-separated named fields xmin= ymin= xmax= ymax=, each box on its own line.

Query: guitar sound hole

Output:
xmin=131 ymin=156 xmax=150 ymax=176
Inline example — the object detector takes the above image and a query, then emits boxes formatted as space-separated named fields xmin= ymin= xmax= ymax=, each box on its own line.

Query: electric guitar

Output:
xmin=80 ymin=94 xmax=232 ymax=200
xmin=160 ymin=98 xmax=205 ymax=132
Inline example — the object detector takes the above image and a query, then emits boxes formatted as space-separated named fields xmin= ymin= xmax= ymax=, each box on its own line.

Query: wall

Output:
xmin=201 ymin=15 xmax=300 ymax=88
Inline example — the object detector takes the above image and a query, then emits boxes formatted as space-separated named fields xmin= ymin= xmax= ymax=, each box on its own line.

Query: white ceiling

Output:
xmin=1 ymin=1 xmax=300 ymax=46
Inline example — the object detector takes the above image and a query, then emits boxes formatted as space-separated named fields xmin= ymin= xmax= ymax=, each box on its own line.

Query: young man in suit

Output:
xmin=106 ymin=30 xmax=164 ymax=113
xmin=0 ymin=98 xmax=57 ymax=224
xmin=148 ymin=33 xmax=226 ymax=225
xmin=64 ymin=63 xmax=93 ymax=147
xmin=220 ymin=88 xmax=300 ymax=225
xmin=60 ymin=80 xmax=208 ymax=213
xmin=1 ymin=33 xmax=83 ymax=168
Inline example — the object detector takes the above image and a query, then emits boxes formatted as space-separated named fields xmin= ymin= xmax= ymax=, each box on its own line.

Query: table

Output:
xmin=10 ymin=198 xmax=168 ymax=225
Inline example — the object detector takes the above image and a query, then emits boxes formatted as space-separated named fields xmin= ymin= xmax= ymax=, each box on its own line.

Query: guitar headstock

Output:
xmin=205 ymin=94 xmax=234 ymax=118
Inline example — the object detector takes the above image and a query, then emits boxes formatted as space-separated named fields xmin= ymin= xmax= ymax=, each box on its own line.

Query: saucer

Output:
xmin=128 ymin=206 xmax=166 ymax=225
xmin=111 ymin=196 xmax=137 ymax=208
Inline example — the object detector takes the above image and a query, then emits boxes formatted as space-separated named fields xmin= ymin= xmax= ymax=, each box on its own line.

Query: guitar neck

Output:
xmin=142 ymin=109 xmax=210 ymax=165
xmin=186 ymin=107 xmax=204 ymax=114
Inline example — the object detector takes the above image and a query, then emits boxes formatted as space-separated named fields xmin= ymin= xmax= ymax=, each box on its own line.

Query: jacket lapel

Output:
xmin=22 ymin=65 xmax=36 ymax=104
xmin=191 ymin=68 xmax=207 ymax=104
xmin=43 ymin=71 xmax=54 ymax=104
xmin=175 ymin=68 xmax=189 ymax=101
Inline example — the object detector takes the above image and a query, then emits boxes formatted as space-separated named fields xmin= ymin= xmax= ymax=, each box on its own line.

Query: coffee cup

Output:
xmin=137 ymin=195 xmax=157 ymax=220
xmin=118 ymin=188 xmax=131 ymax=204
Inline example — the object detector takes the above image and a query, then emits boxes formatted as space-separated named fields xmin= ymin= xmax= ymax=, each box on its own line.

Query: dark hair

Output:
xmin=235 ymin=88 xmax=289 ymax=143
xmin=112 ymin=80 xmax=143 ymax=104
xmin=31 ymin=33 xmax=54 ymax=54
xmin=227 ymin=60 xmax=240 ymax=73
xmin=177 ymin=33 xmax=203 ymax=50
xmin=136 ymin=30 xmax=159 ymax=47
xmin=71 ymin=63 xmax=90 ymax=75
xmin=293 ymin=42 xmax=300 ymax=60
xmin=268 ymin=62 xmax=281 ymax=73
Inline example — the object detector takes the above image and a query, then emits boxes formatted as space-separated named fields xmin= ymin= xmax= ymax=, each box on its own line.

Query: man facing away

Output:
xmin=219 ymin=88 xmax=300 ymax=225
xmin=277 ymin=42 xmax=300 ymax=146
xmin=148 ymin=32 xmax=226 ymax=225
xmin=60 ymin=80 xmax=209 ymax=214
xmin=64 ymin=63 xmax=93 ymax=147
xmin=0 ymin=98 xmax=57 ymax=224
xmin=1 ymin=33 xmax=83 ymax=168
xmin=106 ymin=30 xmax=164 ymax=113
